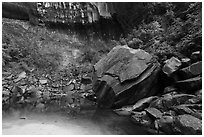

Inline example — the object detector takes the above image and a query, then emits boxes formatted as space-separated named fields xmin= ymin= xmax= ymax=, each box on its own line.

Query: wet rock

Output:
xmin=182 ymin=104 xmax=202 ymax=110
xmin=191 ymin=51 xmax=202 ymax=63
xmin=185 ymin=96 xmax=202 ymax=104
xmin=131 ymin=111 xmax=154 ymax=128
xmin=162 ymin=57 xmax=181 ymax=76
xmin=157 ymin=116 xmax=177 ymax=134
xmin=114 ymin=106 xmax=133 ymax=116
xmin=175 ymin=115 xmax=202 ymax=134
xmin=171 ymin=105 xmax=202 ymax=120
xmin=92 ymin=45 xmax=161 ymax=108
xmin=149 ymin=93 xmax=195 ymax=111
xmin=4 ymin=74 xmax=13 ymax=80
xmin=132 ymin=96 xmax=158 ymax=111
xmin=177 ymin=61 xmax=202 ymax=80
xmin=163 ymin=110 xmax=176 ymax=116
xmin=145 ymin=107 xmax=163 ymax=119
xmin=175 ymin=76 xmax=202 ymax=92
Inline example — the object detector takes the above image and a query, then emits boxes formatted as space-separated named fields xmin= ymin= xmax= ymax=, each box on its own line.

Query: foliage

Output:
xmin=121 ymin=2 xmax=202 ymax=62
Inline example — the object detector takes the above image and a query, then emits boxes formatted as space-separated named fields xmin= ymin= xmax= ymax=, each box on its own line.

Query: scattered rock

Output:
xmin=182 ymin=104 xmax=202 ymax=110
xmin=11 ymin=86 xmax=23 ymax=95
xmin=149 ymin=93 xmax=195 ymax=111
xmin=93 ymin=45 xmax=161 ymax=108
xmin=195 ymin=89 xmax=202 ymax=96
xmin=145 ymin=107 xmax=163 ymax=119
xmin=175 ymin=115 xmax=202 ymax=134
xmin=190 ymin=51 xmax=202 ymax=63
xmin=171 ymin=105 xmax=202 ymax=120
xmin=63 ymin=83 xmax=75 ymax=92
xmin=163 ymin=86 xmax=177 ymax=94
xmin=2 ymin=71 xmax=12 ymax=76
xmin=114 ymin=106 xmax=133 ymax=116
xmin=162 ymin=57 xmax=181 ymax=76
xmin=163 ymin=110 xmax=176 ymax=116
xmin=181 ymin=58 xmax=191 ymax=68
xmin=157 ymin=116 xmax=176 ymax=134
xmin=14 ymin=71 xmax=26 ymax=82
xmin=81 ymin=75 xmax=92 ymax=85
xmin=177 ymin=61 xmax=202 ymax=80
xmin=52 ymin=82 xmax=61 ymax=88
xmin=82 ymin=84 xmax=92 ymax=91
xmin=132 ymin=96 xmax=158 ymax=111
xmin=131 ymin=111 xmax=154 ymax=128
xmin=175 ymin=76 xmax=202 ymax=92
xmin=185 ymin=96 xmax=202 ymax=104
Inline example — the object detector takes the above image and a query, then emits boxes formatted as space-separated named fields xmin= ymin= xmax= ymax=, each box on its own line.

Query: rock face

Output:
xmin=92 ymin=45 xmax=161 ymax=108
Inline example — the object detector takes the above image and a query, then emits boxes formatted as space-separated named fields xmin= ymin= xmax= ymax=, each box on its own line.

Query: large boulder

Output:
xmin=174 ymin=115 xmax=202 ymax=135
xmin=92 ymin=45 xmax=161 ymax=108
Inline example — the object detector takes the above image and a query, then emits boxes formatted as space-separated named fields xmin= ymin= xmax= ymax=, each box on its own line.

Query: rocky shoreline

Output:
xmin=92 ymin=45 xmax=202 ymax=135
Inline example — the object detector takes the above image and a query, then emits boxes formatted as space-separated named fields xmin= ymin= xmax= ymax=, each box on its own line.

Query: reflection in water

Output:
xmin=2 ymin=100 xmax=150 ymax=135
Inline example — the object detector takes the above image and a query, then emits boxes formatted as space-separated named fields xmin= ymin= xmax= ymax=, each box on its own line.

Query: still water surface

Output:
xmin=2 ymin=100 xmax=150 ymax=135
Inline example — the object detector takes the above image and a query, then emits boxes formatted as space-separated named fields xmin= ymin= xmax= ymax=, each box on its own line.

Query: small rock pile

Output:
xmin=114 ymin=51 xmax=202 ymax=134
xmin=2 ymin=63 xmax=94 ymax=113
